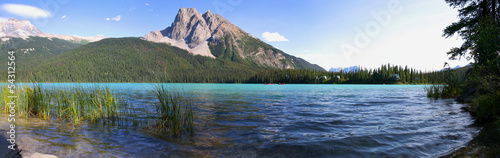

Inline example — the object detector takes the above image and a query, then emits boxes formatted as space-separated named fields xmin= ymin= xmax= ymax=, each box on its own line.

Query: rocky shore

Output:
xmin=443 ymin=122 xmax=500 ymax=158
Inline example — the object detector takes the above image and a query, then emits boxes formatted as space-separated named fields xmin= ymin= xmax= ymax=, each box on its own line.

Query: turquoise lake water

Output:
xmin=3 ymin=83 xmax=478 ymax=157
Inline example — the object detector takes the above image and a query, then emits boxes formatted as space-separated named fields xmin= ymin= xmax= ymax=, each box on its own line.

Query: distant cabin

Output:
xmin=316 ymin=76 xmax=328 ymax=80
xmin=389 ymin=74 xmax=400 ymax=81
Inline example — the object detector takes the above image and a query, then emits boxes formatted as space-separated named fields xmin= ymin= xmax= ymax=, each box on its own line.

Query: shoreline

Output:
xmin=442 ymin=121 xmax=500 ymax=157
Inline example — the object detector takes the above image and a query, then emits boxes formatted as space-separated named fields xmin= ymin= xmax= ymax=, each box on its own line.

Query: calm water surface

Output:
xmin=1 ymin=83 xmax=479 ymax=157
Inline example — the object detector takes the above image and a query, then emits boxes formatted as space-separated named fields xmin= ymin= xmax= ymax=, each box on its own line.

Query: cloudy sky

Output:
xmin=0 ymin=0 xmax=470 ymax=71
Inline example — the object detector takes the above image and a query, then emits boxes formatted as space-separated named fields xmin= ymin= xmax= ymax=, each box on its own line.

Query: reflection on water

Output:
xmin=1 ymin=84 xmax=479 ymax=157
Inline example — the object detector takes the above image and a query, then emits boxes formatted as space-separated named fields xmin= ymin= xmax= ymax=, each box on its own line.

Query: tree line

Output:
xmin=247 ymin=63 xmax=469 ymax=84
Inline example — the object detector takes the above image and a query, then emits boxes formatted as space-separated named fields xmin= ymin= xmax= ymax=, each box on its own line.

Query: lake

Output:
xmin=1 ymin=83 xmax=479 ymax=157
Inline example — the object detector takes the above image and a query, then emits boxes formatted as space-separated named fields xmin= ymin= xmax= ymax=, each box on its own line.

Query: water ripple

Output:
xmin=1 ymin=84 xmax=479 ymax=157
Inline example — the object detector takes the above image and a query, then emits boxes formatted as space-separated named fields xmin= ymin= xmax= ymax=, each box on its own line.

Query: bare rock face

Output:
xmin=170 ymin=8 xmax=210 ymax=47
xmin=0 ymin=19 xmax=105 ymax=42
xmin=143 ymin=7 xmax=324 ymax=70
xmin=143 ymin=7 xmax=244 ymax=59
xmin=0 ymin=19 xmax=45 ymax=38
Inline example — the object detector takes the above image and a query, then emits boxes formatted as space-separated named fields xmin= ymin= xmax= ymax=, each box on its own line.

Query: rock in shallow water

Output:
xmin=23 ymin=152 xmax=57 ymax=158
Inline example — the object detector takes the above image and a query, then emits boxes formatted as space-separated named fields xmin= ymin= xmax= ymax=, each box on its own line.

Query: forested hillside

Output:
xmin=0 ymin=37 xmax=85 ymax=70
xmin=14 ymin=38 xmax=259 ymax=83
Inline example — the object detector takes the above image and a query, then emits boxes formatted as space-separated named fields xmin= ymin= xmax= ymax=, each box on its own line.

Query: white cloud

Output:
xmin=1 ymin=3 xmax=52 ymax=18
xmin=61 ymin=15 xmax=66 ymax=19
xmin=112 ymin=15 xmax=121 ymax=21
xmin=106 ymin=15 xmax=121 ymax=21
xmin=129 ymin=7 xmax=136 ymax=11
xmin=262 ymin=32 xmax=289 ymax=42
xmin=0 ymin=17 xmax=9 ymax=22
xmin=145 ymin=3 xmax=150 ymax=6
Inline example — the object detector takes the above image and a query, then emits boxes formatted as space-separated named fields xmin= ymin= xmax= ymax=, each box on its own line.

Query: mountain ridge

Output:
xmin=143 ymin=7 xmax=324 ymax=71
xmin=329 ymin=66 xmax=360 ymax=72
xmin=13 ymin=37 xmax=259 ymax=83
xmin=0 ymin=7 xmax=325 ymax=83
xmin=0 ymin=19 xmax=105 ymax=42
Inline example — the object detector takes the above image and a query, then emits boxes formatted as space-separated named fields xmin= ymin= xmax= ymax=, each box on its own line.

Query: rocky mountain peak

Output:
xmin=0 ymin=18 xmax=44 ymax=38
xmin=143 ymin=7 xmax=245 ymax=58
xmin=169 ymin=8 xmax=210 ymax=46
xmin=0 ymin=18 xmax=105 ymax=42
xmin=142 ymin=7 xmax=324 ymax=71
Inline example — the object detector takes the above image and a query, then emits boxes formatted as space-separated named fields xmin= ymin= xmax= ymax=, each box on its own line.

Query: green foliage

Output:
xmin=425 ymin=84 xmax=463 ymax=99
xmin=12 ymin=38 xmax=259 ymax=83
xmin=443 ymin=0 xmax=500 ymax=64
xmin=444 ymin=0 xmax=500 ymax=125
xmin=0 ymin=37 xmax=84 ymax=71
xmin=473 ymin=90 xmax=500 ymax=123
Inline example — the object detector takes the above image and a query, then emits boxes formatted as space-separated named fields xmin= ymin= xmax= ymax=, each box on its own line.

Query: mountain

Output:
xmin=451 ymin=64 xmax=471 ymax=70
xmin=1 ymin=8 xmax=325 ymax=83
xmin=15 ymin=38 xmax=257 ymax=83
xmin=0 ymin=19 xmax=105 ymax=42
xmin=0 ymin=37 xmax=85 ymax=71
xmin=143 ymin=8 xmax=324 ymax=71
xmin=0 ymin=19 xmax=101 ymax=76
xmin=329 ymin=66 xmax=359 ymax=72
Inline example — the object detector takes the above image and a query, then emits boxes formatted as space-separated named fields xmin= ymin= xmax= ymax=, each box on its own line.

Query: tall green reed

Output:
xmin=151 ymin=84 xmax=194 ymax=136
xmin=425 ymin=84 xmax=462 ymax=100
xmin=1 ymin=84 xmax=121 ymax=124
xmin=1 ymin=83 xmax=195 ymax=137
xmin=1 ymin=85 xmax=11 ymax=112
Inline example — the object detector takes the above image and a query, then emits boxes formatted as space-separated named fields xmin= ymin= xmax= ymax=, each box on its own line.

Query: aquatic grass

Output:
xmin=150 ymin=84 xmax=194 ymax=136
xmin=425 ymin=84 xmax=462 ymax=99
xmin=3 ymin=83 xmax=195 ymax=137
xmin=23 ymin=84 xmax=51 ymax=119
xmin=425 ymin=85 xmax=442 ymax=100
xmin=9 ymin=84 xmax=121 ymax=125
xmin=1 ymin=85 xmax=11 ymax=112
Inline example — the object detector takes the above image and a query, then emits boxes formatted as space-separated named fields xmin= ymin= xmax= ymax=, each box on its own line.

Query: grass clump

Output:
xmin=1 ymin=85 xmax=13 ymax=113
xmin=425 ymin=84 xmax=462 ymax=99
xmin=23 ymin=84 xmax=50 ymax=119
xmin=49 ymin=86 xmax=120 ymax=124
xmin=149 ymin=84 xmax=194 ymax=137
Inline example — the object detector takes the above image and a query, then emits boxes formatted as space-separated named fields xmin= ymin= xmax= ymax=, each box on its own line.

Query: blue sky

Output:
xmin=0 ymin=0 xmax=469 ymax=71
